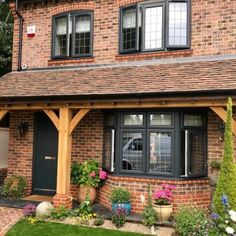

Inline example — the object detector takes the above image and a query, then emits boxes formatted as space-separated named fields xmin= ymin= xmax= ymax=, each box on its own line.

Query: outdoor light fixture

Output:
xmin=18 ymin=122 xmax=29 ymax=137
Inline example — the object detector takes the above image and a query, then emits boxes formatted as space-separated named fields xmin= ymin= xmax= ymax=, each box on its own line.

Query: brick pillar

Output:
xmin=53 ymin=193 xmax=73 ymax=209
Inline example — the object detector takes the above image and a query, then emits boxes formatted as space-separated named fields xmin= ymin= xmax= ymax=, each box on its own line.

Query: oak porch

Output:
xmin=0 ymin=97 xmax=235 ymax=208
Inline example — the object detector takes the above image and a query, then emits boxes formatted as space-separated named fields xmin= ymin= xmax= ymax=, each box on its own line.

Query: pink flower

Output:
xmin=99 ymin=169 xmax=107 ymax=180
xmin=90 ymin=171 xmax=96 ymax=177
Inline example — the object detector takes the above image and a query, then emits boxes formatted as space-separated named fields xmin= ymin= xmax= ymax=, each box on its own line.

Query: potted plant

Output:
xmin=71 ymin=159 xmax=107 ymax=203
xmin=110 ymin=187 xmax=131 ymax=215
xmin=153 ymin=184 xmax=175 ymax=222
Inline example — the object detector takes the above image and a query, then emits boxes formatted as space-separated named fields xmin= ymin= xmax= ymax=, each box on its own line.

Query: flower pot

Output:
xmin=78 ymin=185 xmax=96 ymax=203
xmin=112 ymin=202 xmax=131 ymax=215
xmin=153 ymin=204 xmax=173 ymax=222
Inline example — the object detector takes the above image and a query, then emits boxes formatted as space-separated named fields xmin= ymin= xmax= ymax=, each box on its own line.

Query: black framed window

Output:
xmin=120 ymin=0 xmax=190 ymax=54
xmin=103 ymin=110 xmax=207 ymax=179
xmin=52 ymin=11 xmax=93 ymax=59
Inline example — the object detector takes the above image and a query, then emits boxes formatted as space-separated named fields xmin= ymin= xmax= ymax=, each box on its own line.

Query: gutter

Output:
xmin=15 ymin=0 xmax=24 ymax=71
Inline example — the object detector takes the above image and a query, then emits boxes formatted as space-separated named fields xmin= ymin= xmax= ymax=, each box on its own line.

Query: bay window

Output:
xmin=52 ymin=11 xmax=93 ymax=59
xmin=120 ymin=0 xmax=190 ymax=53
xmin=103 ymin=110 xmax=207 ymax=179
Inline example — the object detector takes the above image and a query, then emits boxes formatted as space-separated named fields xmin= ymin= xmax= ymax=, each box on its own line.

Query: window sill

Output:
xmin=115 ymin=49 xmax=193 ymax=62
xmin=48 ymin=57 xmax=95 ymax=66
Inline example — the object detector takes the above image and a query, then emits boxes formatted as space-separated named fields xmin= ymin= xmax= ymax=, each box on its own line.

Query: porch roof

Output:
xmin=1 ymin=56 xmax=236 ymax=101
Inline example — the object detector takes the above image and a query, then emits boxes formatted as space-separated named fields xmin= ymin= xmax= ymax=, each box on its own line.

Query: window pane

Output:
xmin=168 ymin=2 xmax=188 ymax=46
xmin=150 ymin=114 xmax=172 ymax=126
xmin=55 ymin=17 xmax=67 ymax=56
xmin=184 ymin=115 xmax=203 ymax=127
xmin=149 ymin=132 xmax=172 ymax=173
xmin=189 ymin=132 xmax=205 ymax=175
xmin=74 ymin=15 xmax=91 ymax=55
xmin=123 ymin=114 xmax=143 ymax=126
xmin=144 ymin=6 xmax=163 ymax=50
xmin=122 ymin=132 xmax=143 ymax=171
xmin=122 ymin=7 xmax=137 ymax=51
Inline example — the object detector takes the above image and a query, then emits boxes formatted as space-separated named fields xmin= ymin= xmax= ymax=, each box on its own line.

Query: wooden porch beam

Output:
xmin=57 ymin=107 xmax=72 ymax=194
xmin=210 ymin=107 xmax=236 ymax=135
xmin=69 ymin=109 xmax=90 ymax=135
xmin=43 ymin=109 xmax=59 ymax=131
xmin=0 ymin=110 xmax=9 ymax=122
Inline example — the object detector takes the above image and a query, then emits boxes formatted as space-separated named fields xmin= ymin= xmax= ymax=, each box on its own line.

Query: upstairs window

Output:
xmin=52 ymin=11 xmax=93 ymax=59
xmin=120 ymin=0 xmax=190 ymax=54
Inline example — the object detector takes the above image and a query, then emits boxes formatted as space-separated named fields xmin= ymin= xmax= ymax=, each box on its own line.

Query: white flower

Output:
xmin=225 ymin=220 xmax=229 ymax=224
xmin=140 ymin=194 xmax=145 ymax=204
xmin=229 ymin=210 xmax=236 ymax=222
xmin=226 ymin=226 xmax=234 ymax=235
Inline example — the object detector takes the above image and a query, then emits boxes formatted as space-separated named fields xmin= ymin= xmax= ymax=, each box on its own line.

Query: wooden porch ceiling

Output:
xmin=0 ymin=97 xmax=233 ymax=110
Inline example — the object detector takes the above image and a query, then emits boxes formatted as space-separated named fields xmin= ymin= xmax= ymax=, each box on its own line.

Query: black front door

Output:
xmin=33 ymin=112 xmax=58 ymax=195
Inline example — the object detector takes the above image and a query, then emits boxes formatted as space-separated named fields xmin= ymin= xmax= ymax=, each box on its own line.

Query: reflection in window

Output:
xmin=168 ymin=2 xmax=188 ymax=46
xmin=122 ymin=132 xmax=143 ymax=171
xmin=74 ymin=15 xmax=91 ymax=55
xmin=149 ymin=132 xmax=171 ymax=173
xmin=123 ymin=114 xmax=143 ymax=126
xmin=189 ymin=132 xmax=205 ymax=175
xmin=122 ymin=7 xmax=137 ymax=51
xmin=150 ymin=114 xmax=172 ymax=126
xmin=144 ymin=6 xmax=163 ymax=50
xmin=184 ymin=115 xmax=203 ymax=127
xmin=55 ymin=17 xmax=68 ymax=56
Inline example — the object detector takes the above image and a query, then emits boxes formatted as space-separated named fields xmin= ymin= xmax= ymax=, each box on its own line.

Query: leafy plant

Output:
xmin=110 ymin=188 xmax=130 ymax=203
xmin=112 ymin=208 xmax=126 ymax=228
xmin=50 ymin=206 xmax=71 ymax=220
xmin=1 ymin=175 xmax=27 ymax=199
xmin=153 ymin=184 xmax=175 ymax=205
xmin=71 ymin=160 xmax=107 ymax=188
xmin=174 ymin=206 xmax=210 ymax=236
xmin=210 ymin=160 xmax=222 ymax=171
xmin=142 ymin=186 xmax=157 ymax=226
xmin=209 ymin=195 xmax=236 ymax=236
xmin=213 ymin=98 xmax=236 ymax=214
xmin=23 ymin=204 xmax=36 ymax=217
xmin=94 ymin=215 xmax=105 ymax=226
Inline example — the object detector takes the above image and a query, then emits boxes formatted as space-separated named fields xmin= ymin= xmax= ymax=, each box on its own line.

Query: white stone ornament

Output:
xmin=36 ymin=201 xmax=54 ymax=217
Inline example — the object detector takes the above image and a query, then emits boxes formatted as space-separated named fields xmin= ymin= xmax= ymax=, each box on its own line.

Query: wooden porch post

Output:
xmin=53 ymin=107 xmax=73 ymax=208
xmin=53 ymin=108 xmax=90 ymax=208
xmin=0 ymin=110 xmax=9 ymax=122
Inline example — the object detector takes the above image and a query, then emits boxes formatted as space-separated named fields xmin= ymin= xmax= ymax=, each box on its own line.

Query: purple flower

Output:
xmin=23 ymin=203 xmax=36 ymax=216
xmin=222 ymin=194 xmax=229 ymax=206
xmin=211 ymin=213 xmax=219 ymax=219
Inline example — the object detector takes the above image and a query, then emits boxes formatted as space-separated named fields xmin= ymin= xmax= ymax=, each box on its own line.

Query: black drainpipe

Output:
xmin=15 ymin=0 xmax=24 ymax=71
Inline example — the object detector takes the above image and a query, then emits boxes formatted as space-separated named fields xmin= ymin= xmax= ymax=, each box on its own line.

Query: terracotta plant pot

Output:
xmin=153 ymin=204 xmax=173 ymax=222
xmin=78 ymin=185 xmax=97 ymax=203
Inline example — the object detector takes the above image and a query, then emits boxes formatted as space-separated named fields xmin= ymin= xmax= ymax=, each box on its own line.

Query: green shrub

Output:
xmin=112 ymin=208 xmax=126 ymax=228
xmin=110 ymin=188 xmax=130 ymax=203
xmin=142 ymin=186 xmax=157 ymax=226
xmin=93 ymin=215 xmax=105 ymax=226
xmin=174 ymin=206 xmax=210 ymax=236
xmin=50 ymin=206 xmax=70 ymax=220
xmin=1 ymin=175 xmax=27 ymax=199
xmin=213 ymin=98 xmax=236 ymax=214
xmin=210 ymin=160 xmax=221 ymax=170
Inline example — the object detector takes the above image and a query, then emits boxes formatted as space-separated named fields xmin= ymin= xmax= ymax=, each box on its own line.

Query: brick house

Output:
xmin=0 ymin=0 xmax=236 ymax=212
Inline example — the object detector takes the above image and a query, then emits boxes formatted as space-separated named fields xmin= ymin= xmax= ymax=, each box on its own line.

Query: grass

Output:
xmin=6 ymin=219 xmax=146 ymax=236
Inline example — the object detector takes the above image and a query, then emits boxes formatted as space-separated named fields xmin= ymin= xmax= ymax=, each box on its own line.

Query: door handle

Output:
xmin=45 ymin=156 xmax=56 ymax=160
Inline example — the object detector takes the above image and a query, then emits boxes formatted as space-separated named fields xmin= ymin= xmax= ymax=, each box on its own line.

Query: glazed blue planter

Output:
xmin=112 ymin=202 xmax=131 ymax=215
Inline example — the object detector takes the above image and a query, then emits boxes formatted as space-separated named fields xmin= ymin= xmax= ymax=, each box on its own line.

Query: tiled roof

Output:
xmin=0 ymin=58 xmax=236 ymax=99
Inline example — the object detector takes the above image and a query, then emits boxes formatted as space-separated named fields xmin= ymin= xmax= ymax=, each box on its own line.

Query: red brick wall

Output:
xmin=7 ymin=111 xmax=34 ymax=195
xmin=10 ymin=0 xmax=236 ymax=70
xmin=98 ymin=176 xmax=211 ymax=213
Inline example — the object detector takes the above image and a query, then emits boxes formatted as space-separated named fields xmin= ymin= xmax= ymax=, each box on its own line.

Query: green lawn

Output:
xmin=6 ymin=219 xmax=145 ymax=236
